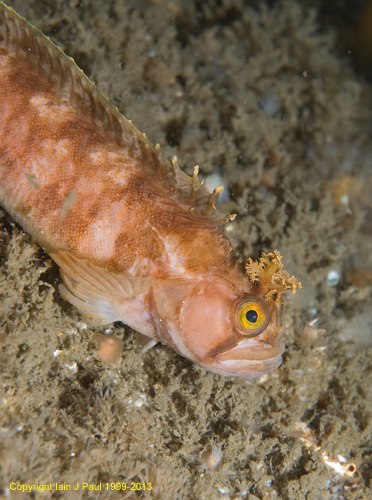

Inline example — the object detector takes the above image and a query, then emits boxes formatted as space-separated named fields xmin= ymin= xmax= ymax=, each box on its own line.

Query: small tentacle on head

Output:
xmin=170 ymin=156 xmax=236 ymax=225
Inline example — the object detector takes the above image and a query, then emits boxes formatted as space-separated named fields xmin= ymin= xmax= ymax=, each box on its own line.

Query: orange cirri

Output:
xmin=0 ymin=3 xmax=300 ymax=378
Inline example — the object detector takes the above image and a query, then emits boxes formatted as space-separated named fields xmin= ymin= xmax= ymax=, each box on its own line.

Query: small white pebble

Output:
xmin=129 ymin=393 xmax=146 ymax=408
xmin=218 ymin=487 xmax=229 ymax=494
xmin=75 ymin=322 xmax=87 ymax=331
xmin=53 ymin=349 xmax=62 ymax=357
xmin=340 ymin=194 xmax=349 ymax=207
xmin=258 ymin=374 xmax=269 ymax=383
xmin=327 ymin=270 xmax=340 ymax=286
xmin=64 ymin=362 xmax=78 ymax=373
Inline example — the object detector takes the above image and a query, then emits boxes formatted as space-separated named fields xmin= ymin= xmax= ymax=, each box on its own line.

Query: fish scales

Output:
xmin=0 ymin=3 xmax=300 ymax=378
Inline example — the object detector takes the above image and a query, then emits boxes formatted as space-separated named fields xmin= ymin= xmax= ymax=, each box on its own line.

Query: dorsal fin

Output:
xmin=169 ymin=158 xmax=235 ymax=225
xmin=0 ymin=2 xmax=233 ymax=226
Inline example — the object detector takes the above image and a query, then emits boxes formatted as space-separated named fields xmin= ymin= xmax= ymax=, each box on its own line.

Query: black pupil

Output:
xmin=245 ymin=309 xmax=258 ymax=323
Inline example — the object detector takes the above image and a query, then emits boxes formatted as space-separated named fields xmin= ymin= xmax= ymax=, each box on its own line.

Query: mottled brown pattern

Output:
xmin=0 ymin=55 xmax=233 ymax=275
xmin=110 ymin=173 xmax=236 ymax=274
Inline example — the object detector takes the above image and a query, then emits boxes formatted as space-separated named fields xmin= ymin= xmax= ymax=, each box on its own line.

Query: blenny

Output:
xmin=0 ymin=3 xmax=300 ymax=377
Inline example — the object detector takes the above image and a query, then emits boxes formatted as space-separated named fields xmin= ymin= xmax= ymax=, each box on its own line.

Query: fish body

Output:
xmin=0 ymin=3 xmax=300 ymax=377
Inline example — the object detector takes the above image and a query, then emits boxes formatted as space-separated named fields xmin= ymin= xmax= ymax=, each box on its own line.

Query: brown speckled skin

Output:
xmin=0 ymin=11 xmax=232 ymax=276
xmin=0 ymin=3 xmax=288 ymax=377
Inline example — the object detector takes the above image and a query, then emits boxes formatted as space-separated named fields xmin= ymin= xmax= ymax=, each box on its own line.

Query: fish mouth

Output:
xmin=214 ymin=338 xmax=285 ymax=378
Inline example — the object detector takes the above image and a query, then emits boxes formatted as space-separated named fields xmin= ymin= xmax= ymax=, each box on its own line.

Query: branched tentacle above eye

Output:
xmin=245 ymin=250 xmax=301 ymax=302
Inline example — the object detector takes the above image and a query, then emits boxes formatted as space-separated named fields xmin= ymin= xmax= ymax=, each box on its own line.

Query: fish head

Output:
xmin=176 ymin=278 xmax=285 ymax=378
xmin=150 ymin=252 xmax=300 ymax=378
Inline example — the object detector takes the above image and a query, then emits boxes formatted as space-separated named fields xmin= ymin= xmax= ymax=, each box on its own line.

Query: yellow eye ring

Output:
xmin=234 ymin=296 xmax=270 ymax=336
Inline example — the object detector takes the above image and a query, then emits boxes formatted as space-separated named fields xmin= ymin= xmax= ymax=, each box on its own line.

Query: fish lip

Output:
xmin=215 ymin=354 xmax=283 ymax=378
xmin=214 ymin=338 xmax=285 ymax=378
xmin=217 ymin=338 xmax=285 ymax=362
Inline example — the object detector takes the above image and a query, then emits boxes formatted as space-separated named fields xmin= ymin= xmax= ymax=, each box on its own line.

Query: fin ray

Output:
xmin=52 ymin=251 xmax=152 ymax=325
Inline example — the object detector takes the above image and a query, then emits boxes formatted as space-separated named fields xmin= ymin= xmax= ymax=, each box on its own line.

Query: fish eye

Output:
xmin=234 ymin=296 xmax=270 ymax=336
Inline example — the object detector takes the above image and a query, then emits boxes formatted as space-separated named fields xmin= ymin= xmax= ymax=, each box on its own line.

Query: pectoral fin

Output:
xmin=51 ymin=251 xmax=152 ymax=326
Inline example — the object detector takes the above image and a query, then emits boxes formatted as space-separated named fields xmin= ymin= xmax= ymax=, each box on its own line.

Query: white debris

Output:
xmin=64 ymin=362 xmax=78 ymax=374
xmin=327 ymin=270 xmax=340 ymax=286
xmin=218 ymin=486 xmax=230 ymax=495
